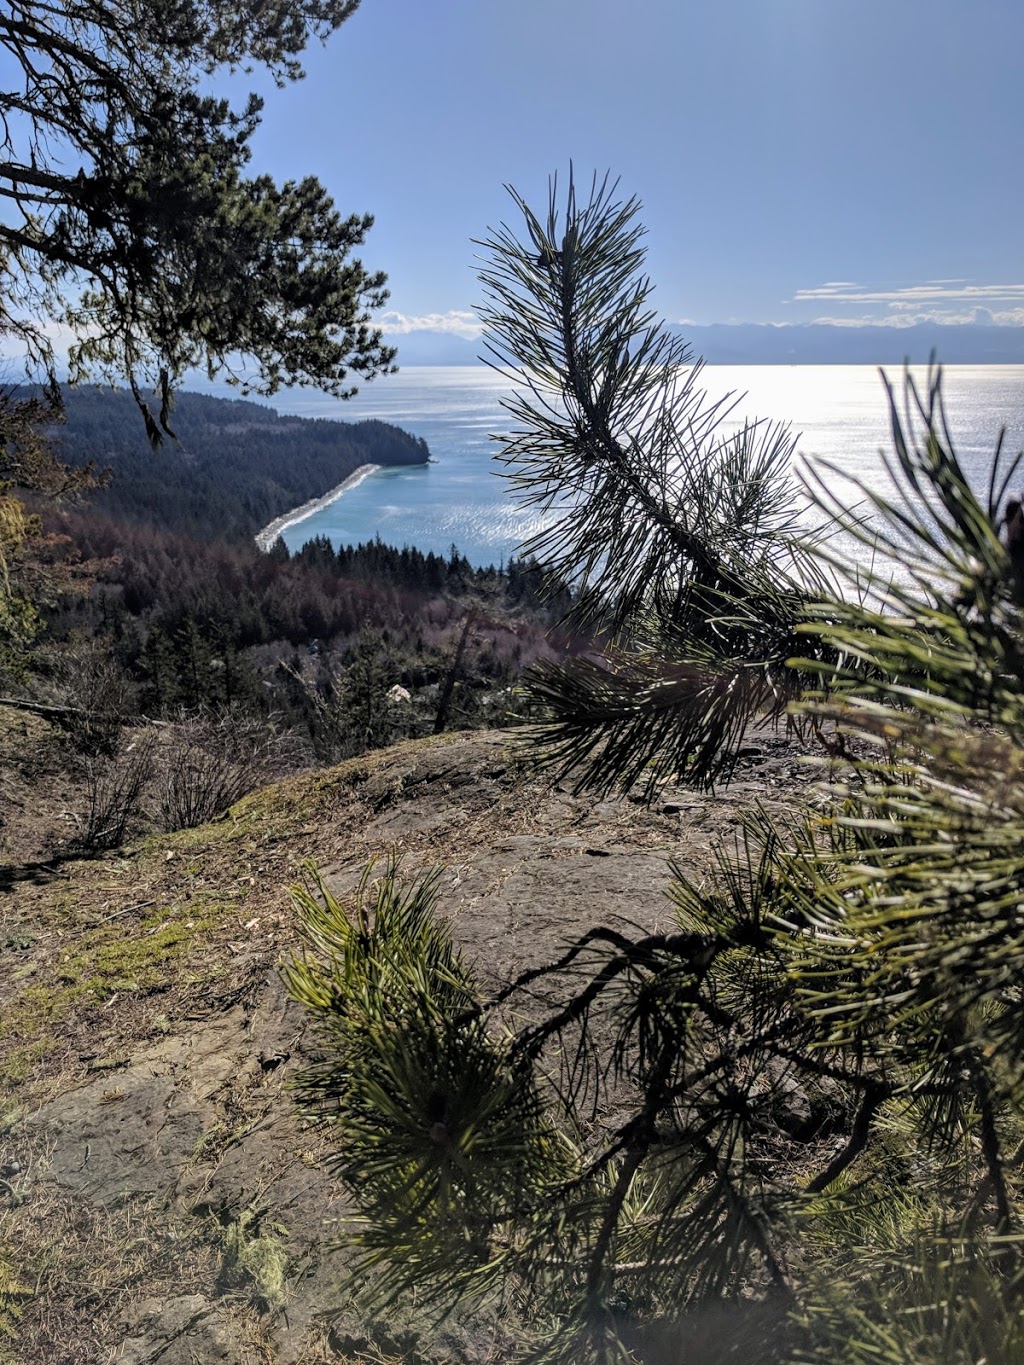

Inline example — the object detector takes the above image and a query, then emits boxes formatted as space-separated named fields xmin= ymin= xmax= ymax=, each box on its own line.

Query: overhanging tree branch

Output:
xmin=0 ymin=0 xmax=395 ymax=438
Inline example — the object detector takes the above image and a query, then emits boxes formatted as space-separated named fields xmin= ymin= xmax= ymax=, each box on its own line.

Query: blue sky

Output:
xmin=230 ymin=0 xmax=1024 ymax=343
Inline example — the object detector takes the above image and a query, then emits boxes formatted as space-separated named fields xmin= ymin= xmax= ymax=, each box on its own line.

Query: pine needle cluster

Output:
xmin=285 ymin=175 xmax=1024 ymax=1363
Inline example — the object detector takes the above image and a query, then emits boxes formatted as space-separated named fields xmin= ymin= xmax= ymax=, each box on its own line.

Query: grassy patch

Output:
xmin=0 ymin=1250 xmax=31 ymax=1365
xmin=57 ymin=905 xmax=221 ymax=995
xmin=220 ymin=1209 xmax=289 ymax=1313
xmin=0 ymin=731 xmax=488 ymax=1099
xmin=0 ymin=898 xmax=228 ymax=1087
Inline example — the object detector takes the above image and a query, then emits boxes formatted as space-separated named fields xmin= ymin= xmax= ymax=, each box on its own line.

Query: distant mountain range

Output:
xmin=389 ymin=322 xmax=1024 ymax=367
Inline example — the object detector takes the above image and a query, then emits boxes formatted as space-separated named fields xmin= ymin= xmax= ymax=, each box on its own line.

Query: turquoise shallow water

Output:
xmin=275 ymin=366 xmax=543 ymax=566
xmin=271 ymin=365 xmax=1024 ymax=570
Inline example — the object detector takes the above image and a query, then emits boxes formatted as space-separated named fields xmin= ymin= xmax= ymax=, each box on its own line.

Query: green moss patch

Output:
xmin=0 ymin=899 xmax=226 ymax=1088
xmin=1 ymin=731 xmax=488 ymax=1100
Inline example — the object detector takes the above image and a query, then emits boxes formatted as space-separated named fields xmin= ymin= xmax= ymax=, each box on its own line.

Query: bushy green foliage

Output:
xmin=0 ymin=387 xmax=105 ymax=684
xmin=285 ymin=174 xmax=1024 ymax=1362
xmin=0 ymin=490 xmax=38 ymax=679
xmin=285 ymin=863 xmax=561 ymax=1316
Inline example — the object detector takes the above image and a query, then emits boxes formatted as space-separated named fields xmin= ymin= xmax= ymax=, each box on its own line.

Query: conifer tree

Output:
xmin=0 ymin=0 xmax=395 ymax=439
xmin=286 ymin=175 xmax=1024 ymax=1363
xmin=477 ymin=172 xmax=833 ymax=792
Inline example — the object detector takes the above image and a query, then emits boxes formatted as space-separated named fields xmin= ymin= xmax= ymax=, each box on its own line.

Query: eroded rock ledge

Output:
xmin=1 ymin=727 xmax=815 ymax=1363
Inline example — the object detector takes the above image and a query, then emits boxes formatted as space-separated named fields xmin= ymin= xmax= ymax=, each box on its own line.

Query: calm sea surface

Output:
xmin=273 ymin=365 xmax=1024 ymax=571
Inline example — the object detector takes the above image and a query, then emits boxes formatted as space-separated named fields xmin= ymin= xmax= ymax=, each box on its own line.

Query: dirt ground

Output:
xmin=0 ymin=723 xmax=821 ymax=1364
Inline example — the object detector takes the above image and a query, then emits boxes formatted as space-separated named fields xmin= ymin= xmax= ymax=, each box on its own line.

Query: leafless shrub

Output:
xmin=281 ymin=640 xmax=415 ymax=763
xmin=156 ymin=712 xmax=303 ymax=832
xmin=281 ymin=658 xmax=351 ymax=763
xmin=65 ymin=732 xmax=157 ymax=852
xmin=32 ymin=638 xmax=138 ymax=755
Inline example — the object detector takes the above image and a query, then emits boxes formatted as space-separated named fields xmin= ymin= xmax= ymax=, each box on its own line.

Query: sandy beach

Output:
xmin=254 ymin=463 xmax=381 ymax=552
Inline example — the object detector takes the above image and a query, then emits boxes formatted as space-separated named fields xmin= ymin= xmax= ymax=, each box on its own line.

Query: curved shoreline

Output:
xmin=254 ymin=464 xmax=382 ymax=552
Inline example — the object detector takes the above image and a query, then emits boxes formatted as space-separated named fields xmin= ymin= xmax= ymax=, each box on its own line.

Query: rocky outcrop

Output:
xmin=1 ymin=728 xmax=814 ymax=1363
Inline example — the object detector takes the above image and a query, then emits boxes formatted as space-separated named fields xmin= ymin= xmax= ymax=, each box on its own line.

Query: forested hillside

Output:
xmin=49 ymin=507 xmax=570 ymax=715
xmin=31 ymin=384 xmax=568 ymax=736
xmin=0 ymin=378 xmax=579 ymax=869
xmin=44 ymin=386 xmax=430 ymax=542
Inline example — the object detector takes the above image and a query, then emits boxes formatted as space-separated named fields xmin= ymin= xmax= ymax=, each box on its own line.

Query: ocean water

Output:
xmin=273 ymin=365 xmax=1024 ymax=572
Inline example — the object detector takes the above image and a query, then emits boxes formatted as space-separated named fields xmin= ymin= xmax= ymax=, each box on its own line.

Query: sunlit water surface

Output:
xmin=272 ymin=365 xmax=1024 ymax=576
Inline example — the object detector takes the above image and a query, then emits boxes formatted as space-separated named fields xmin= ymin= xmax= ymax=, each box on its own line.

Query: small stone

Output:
xmin=259 ymin=1051 xmax=289 ymax=1072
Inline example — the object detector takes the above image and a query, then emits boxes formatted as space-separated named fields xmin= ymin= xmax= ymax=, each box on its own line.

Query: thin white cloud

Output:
xmin=811 ymin=307 xmax=1024 ymax=328
xmin=377 ymin=309 xmax=483 ymax=339
xmin=790 ymin=280 xmax=1024 ymax=329
xmin=795 ymin=282 xmax=1024 ymax=306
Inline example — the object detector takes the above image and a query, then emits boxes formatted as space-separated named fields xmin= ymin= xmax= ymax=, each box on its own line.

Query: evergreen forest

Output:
xmin=45 ymin=387 xmax=430 ymax=543
xmin=1 ymin=382 xmax=578 ymax=865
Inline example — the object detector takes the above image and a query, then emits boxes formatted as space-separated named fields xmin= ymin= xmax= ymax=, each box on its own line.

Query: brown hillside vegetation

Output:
xmin=0 ymin=723 xmax=813 ymax=1364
